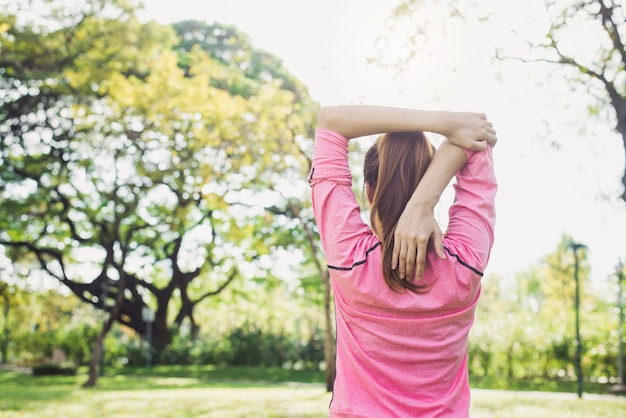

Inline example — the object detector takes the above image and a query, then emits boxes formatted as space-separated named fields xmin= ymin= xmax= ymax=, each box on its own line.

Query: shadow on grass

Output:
xmin=115 ymin=365 xmax=324 ymax=382
xmin=2 ymin=367 xmax=625 ymax=418
xmin=0 ymin=367 xmax=331 ymax=418
xmin=0 ymin=370 xmax=80 ymax=410
xmin=2 ymin=366 xmax=621 ymax=394
xmin=0 ymin=366 xmax=326 ymax=396
xmin=470 ymin=375 xmax=617 ymax=395
xmin=96 ymin=365 xmax=325 ymax=391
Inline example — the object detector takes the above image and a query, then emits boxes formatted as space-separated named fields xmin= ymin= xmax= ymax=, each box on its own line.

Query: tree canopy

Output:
xmin=0 ymin=0 xmax=318 ymax=351
xmin=382 ymin=0 xmax=626 ymax=202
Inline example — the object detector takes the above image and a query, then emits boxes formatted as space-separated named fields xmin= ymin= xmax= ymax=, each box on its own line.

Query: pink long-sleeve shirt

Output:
xmin=309 ymin=129 xmax=497 ymax=417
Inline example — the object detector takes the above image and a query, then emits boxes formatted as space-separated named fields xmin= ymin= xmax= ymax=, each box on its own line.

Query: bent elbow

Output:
xmin=317 ymin=106 xmax=342 ymax=131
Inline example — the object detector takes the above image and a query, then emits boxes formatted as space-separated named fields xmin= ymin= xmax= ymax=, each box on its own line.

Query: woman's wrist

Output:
xmin=405 ymin=141 xmax=466 ymax=213
xmin=426 ymin=110 xmax=451 ymax=136
xmin=405 ymin=193 xmax=438 ymax=213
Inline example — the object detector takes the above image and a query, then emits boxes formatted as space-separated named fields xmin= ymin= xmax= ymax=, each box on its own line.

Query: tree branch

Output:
xmin=194 ymin=268 xmax=238 ymax=305
xmin=597 ymin=0 xmax=626 ymax=70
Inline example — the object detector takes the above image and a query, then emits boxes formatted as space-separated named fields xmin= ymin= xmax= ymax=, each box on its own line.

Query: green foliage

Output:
xmin=57 ymin=325 xmax=99 ymax=365
xmin=224 ymin=323 xmax=321 ymax=369
xmin=469 ymin=234 xmax=619 ymax=386
xmin=0 ymin=285 xmax=98 ymax=366
xmin=101 ymin=324 xmax=324 ymax=371
xmin=0 ymin=0 xmax=321 ymax=352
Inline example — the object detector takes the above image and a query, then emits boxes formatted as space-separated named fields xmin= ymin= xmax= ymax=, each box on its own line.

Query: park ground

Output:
xmin=1 ymin=366 xmax=626 ymax=417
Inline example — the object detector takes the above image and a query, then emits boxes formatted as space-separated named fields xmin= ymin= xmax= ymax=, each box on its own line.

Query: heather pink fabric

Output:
xmin=309 ymin=129 xmax=497 ymax=417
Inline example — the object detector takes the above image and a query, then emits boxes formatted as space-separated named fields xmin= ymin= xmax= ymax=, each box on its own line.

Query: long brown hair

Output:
xmin=364 ymin=131 xmax=434 ymax=292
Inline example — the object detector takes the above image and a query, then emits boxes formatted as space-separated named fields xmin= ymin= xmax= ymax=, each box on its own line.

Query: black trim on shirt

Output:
xmin=443 ymin=246 xmax=484 ymax=276
xmin=326 ymin=242 xmax=484 ymax=277
xmin=327 ymin=242 xmax=381 ymax=271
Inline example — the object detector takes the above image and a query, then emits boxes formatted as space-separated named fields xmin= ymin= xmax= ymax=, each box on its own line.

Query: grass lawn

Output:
xmin=1 ymin=366 xmax=625 ymax=417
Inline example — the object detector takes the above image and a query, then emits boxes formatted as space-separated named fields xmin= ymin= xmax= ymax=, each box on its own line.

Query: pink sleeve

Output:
xmin=445 ymin=146 xmax=497 ymax=272
xmin=309 ymin=129 xmax=372 ymax=269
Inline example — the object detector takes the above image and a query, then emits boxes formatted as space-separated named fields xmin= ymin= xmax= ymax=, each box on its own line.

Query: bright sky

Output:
xmin=139 ymin=0 xmax=626 ymax=290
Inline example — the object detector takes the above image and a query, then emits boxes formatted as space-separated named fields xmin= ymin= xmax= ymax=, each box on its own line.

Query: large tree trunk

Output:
xmin=83 ymin=276 xmax=126 ymax=388
xmin=1 ymin=297 xmax=9 ymax=365
xmin=506 ymin=345 xmax=514 ymax=380
xmin=83 ymin=309 xmax=117 ymax=387
xmin=613 ymin=104 xmax=626 ymax=203
xmin=83 ymin=328 xmax=106 ymax=387
xmin=620 ymin=134 xmax=626 ymax=203
xmin=287 ymin=201 xmax=337 ymax=392
xmin=321 ymin=270 xmax=336 ymax=392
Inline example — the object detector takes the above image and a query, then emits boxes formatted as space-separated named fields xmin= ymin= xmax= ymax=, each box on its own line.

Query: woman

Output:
xmin=309 ymin=105 xmax=497 ymax=417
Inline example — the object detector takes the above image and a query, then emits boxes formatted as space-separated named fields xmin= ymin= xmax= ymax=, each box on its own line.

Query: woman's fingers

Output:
xmin=433 ymin=227 xmax=446 ymax=260
xmin=402 ymin=241 xmax=417 ymax=279
xmin=394 ymin=230 xmax=433 ymax=280
xmin=393 ymin=230 xmax=417 ymax=279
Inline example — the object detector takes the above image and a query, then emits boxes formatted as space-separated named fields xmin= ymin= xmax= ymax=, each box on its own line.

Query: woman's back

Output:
xmin=310 ymin=122 xmax=497 ymax=417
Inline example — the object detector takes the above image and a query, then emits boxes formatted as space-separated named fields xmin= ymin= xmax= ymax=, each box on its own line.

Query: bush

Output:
xmin=227 ymin=325 xmax=296 ymax=367
xmin=80 ymin=323 xmax=325 ymax=371
xmin=32 ymin=364 xmax=76 ymax=376
xmin=58 ymin=325 xmax=98 ymax=365
xmin=297 ymin=332 xmax=325 ymax=371
xmin=155 ymin=335 xmax=194 ymax=365
xmin=189 ymin=337 xmax=233 ymax=366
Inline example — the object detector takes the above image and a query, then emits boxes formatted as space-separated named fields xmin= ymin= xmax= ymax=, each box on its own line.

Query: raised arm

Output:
xmin=317 ymin=105 xmax=496 ymax=151
xmin=392 ymin=141 xmax=467 ymax=279
xmin=316 ymin=104 xmax=497 ymax=281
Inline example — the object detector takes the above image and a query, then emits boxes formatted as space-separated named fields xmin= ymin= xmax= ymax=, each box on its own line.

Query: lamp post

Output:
xmin=570 ymin=242 xmax=586 ymax=399
xmin=142 ymin=307 xmax=155 ymax=370
xmin=100 ymin=280 xmax=108 ymax=377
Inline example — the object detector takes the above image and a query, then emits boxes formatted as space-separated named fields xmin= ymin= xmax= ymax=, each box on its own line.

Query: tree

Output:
xmin=469 ymin=234 xmax=604 ymax=383
xmin=380 ymin=0 xmax=625 ymax=386
xmin=0 ymin=0 xmax=319 ymax=385
xmin=519 ymin=0 xmax=626 ymax=203
xmin=173 ymin=19 xmax=335 ymax=390
xmin=264 ymin=198 xmax=335 ymax=391
xmin=0 ymin=281 xmax=15 ymax=364
xmin=379 ymin=0 xmax=626 ymax=203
